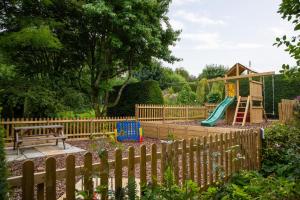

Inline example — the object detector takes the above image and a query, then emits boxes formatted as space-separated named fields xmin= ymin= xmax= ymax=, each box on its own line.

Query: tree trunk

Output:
xmin=91 ymin=86 xmax=101 ymax=117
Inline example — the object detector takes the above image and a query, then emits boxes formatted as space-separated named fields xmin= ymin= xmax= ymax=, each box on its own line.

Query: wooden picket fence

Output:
xmin=7 ymin=130 xmax=262 ymax=200
xmin=278 ymin=99 xmax=298 ymax=123
xmin=135 ymin=104 xmax=217 ymax=121
xmin=0 ymin=117 xmax=135 ymax=143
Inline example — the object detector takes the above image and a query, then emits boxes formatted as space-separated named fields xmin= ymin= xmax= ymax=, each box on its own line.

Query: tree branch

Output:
xmin=107 ymin=68 xmax=132 ymax=108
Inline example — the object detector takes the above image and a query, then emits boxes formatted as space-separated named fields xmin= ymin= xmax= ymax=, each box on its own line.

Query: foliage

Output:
xmin=198 ymin=64 xmax=228 ymax=80
xmin=160 ymin=68 xmax=187 ymax=92
xmin=0 ymin=115 xmax=8 ymax=200
xmin=196 ymin=78 xmax=209 ymax=105
xmin=133 ymin=60 xmax=165 ymax=84
xmin=261 ymin=123 xmax=300 ymax=180
xmin=142 ymin=167 xmax=200 ymax=200
xmin=107 ymin=80 xmax=163 ymax=116
xmin=163 ymin=88 xmax=178 ymax=105
xmin=133 ymin=61 xmax=189 ymax=92
xmin=274 ymin=0 xmax=300 ymax=71
xmin=201 ymin=171 xmax=300 ymax=200
xmin=1 ymin=0 xmax=180 ymax=117
xmin=175 ymin=67 xmax=196 ymax=82
xmin=207 ymin=81 xmax=224 ymax=103
xmin=176 ymin=84 xmax=197 ymax=105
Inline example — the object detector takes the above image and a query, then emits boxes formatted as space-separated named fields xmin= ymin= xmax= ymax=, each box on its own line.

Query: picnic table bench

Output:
xmin=14 ymin=125 xmax=66 ymax=155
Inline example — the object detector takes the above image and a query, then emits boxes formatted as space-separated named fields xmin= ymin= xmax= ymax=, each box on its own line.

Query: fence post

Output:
xmin=163 ymin=105 xmax=166 ymax=123
xmin=140 ymin=145 xmax=147 ymax=194
xmin=160 ymin=143 xmax=167 ymax=183
xmin=203 ymin=136 xmax=208 ymax=189
xmin=257 ymin=129 xmax=262 ymax=170
xmin=100 ymin=150 xmax=109 ymax=200
xmin=151 ymin=144 xmax=157 ymax=186
xmin=135 ymin=104 xmax=139 ymax=121
xmin=128 ymin=146 xmax=135 ymax=184
xmin=196 ymin=138 xmax=201 ymax=187
xmin=84 ymin=152 xmax=93 ymax=198
xmin=46 ymin=157 xmax=56 ymax=200
xmin=66 ymin=155 xmax=75 ymax=200
xmin=115 ymin=148 xmax=122 ymax=199
xmin=185 ymin=106 xmax=189 ymax=121
xmin=189 ymin=138 xmax=194 ymax=181
xmin=22 ymin=161 xmax=34 ymax=200
xmin=182 ymin=139 xmax=187 ymax=184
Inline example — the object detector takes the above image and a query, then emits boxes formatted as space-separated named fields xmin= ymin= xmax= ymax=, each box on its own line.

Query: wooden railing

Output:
xmin=278 ymin=99 xmax=298 ymax=123
xmin=0 ymin=117 xmax=135 ymax=142
xmin=7 ymin=130 xmax=261 ymax=200
xmin=135 ymin=104 xmax=217 ymax=121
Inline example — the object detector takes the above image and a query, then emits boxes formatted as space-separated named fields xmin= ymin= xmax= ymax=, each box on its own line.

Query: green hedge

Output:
xmin=238 ymin=75 xmax=300 ymax=116
xmin=107 ymin=80 xmax=164 ymax=116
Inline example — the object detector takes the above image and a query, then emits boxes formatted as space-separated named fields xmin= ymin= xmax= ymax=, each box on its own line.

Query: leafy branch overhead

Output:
xmin=0 ymin=0 xmax=180 ymax=117
xmin=274 ymin=0 xmax=300 ymax=78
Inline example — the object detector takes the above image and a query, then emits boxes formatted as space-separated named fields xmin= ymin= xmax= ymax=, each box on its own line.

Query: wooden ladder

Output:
xmin=232 ymin=96 xmax=250 ymax=126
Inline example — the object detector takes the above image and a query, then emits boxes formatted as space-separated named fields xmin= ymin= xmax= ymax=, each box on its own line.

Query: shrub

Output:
xmin=261 ymin=123 xmax=300 ymax=180
xmin=107 ymin=80 xmax=163 ymax=116
xmin=176 ymin=84 xmax=197 ymax=105
xmin=196 ymin=78 xmax=209 ymax=105
xmin=0 ymin=123 xmax=8 ymax=200
xmin=201 ymin=171 xmax=300 ymax=200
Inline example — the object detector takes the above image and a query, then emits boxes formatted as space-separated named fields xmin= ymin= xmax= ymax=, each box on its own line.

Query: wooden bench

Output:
xmin=14 ymin=125 xmax=66 ymax=155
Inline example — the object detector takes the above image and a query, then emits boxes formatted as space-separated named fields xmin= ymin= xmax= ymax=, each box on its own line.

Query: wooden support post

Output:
xmin=115 ymin=149 xmax=122 ymax=199
xmin=46 ymin=157 xmax=56 ymax=200
xmin=84 ymin=152 xmax=93 ymax=198
xmin=22 ymin=161 xmax=34 ymax=200
xmin=182 ymin=139 xmax=187 ymax=184
xmin=151 ymin=144 xmax=157 ymax=185
xmin=189 ymin=138 xmax=194 ymax=181
xmin=66 ymin=155 xmax=75 ymax=200
xmin=100 ymin=150 xmax=109 ymax=200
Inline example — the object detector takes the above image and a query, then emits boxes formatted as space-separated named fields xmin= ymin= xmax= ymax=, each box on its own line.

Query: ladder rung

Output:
xmin=236 ymin=117 xmax=244 ymax=119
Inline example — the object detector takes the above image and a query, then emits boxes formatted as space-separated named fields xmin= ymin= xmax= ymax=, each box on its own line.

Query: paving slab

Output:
xmin=5 ymin=143 xmax=86 ymax=162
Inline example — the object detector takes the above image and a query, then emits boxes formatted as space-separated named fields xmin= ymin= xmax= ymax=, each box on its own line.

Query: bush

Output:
xmin=107 ymin=80 xmax=163 ymax=116
xmin=261 ymin=123 xmax=300 ymax=180
xmin=0 ymin=123 xmax=8 ymax=200
xmin=196 ymin=78 xmax=209 ymax=105
xmin=176 ymin=84 xmax=197 ymax=105
xmin=201 ymin=171 xmax=300 ymax=200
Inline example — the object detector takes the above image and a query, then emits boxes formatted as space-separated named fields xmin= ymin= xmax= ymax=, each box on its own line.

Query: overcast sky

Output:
xmin=166 ymin=0 xmax=296 ymax=76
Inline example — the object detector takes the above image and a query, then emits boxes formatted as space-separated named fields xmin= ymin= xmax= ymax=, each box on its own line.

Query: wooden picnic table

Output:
xmin=14 ymin=125 xmax=66 ymax=155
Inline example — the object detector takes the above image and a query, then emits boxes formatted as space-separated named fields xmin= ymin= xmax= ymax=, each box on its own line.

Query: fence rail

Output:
xmin=278 ymin=99 xmax=298 ymax=123
xmin=0 ymin=117 xmax=135 ymax=142
xmin=8 ymin=130 xmax=261 ymax=200
xmin=135 ymin=104 xmax=217 ymax=121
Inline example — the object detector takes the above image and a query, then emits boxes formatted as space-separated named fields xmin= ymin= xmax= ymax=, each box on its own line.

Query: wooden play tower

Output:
xmin=208 ymin=63 xmax=275 ymax=126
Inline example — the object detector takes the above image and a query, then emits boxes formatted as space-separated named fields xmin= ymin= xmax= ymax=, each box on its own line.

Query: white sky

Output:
xmin=165 ymin=0 xmax=296 ymax=76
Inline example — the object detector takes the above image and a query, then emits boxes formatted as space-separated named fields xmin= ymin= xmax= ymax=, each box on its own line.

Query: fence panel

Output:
xmin=278 ymin=99 xmax=297 ymax=123
xmin=7 ymin=130 xmax=261 ymax=199
xmin=0 ymin=116 xmax=135 ymax=142
xmin=135 ymin=104 xmax=217 ymax=121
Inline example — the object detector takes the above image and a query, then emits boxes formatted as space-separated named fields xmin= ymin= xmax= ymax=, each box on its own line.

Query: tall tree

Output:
xmin=1 ymin=0 xmax=180 ymax=116
xmin=198 ymin=64 xmax=228 ymax=80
